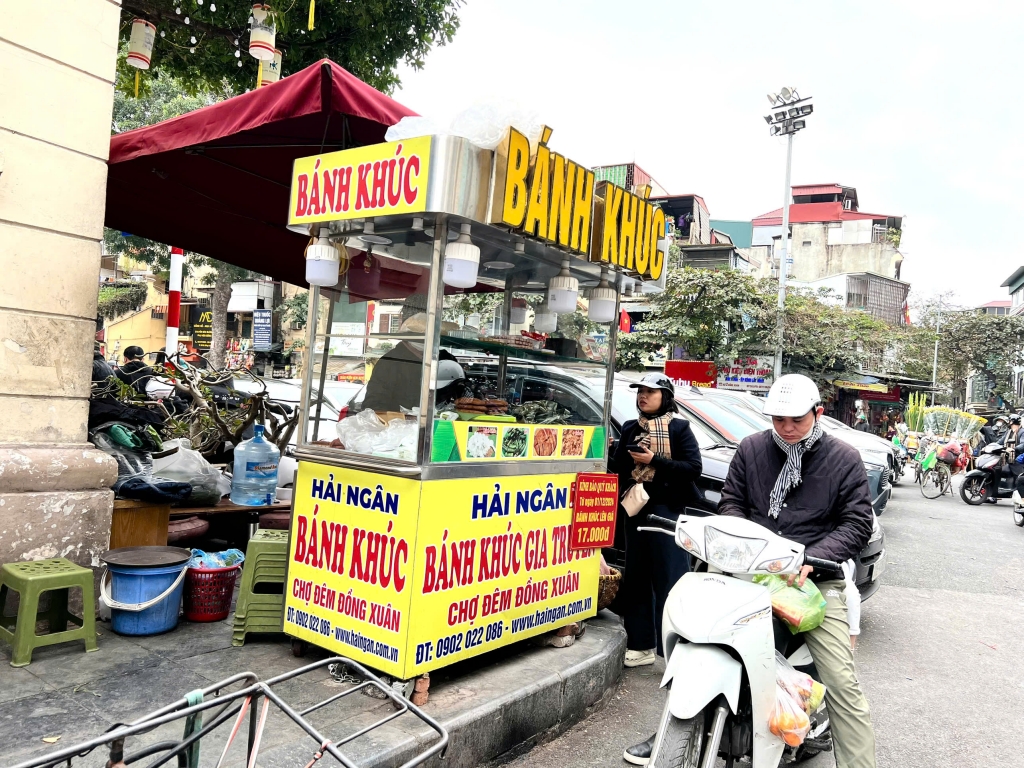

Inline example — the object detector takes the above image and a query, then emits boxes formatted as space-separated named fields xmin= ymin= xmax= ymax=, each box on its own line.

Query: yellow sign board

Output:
xmin=492 ymin=127 xmax=595 ymax=257
xmin=287 ymin=136 xmax=432 ymax=227
xmin=284 ymin=463 xmax=599 ymax=678
xmin=591 ymin=181 xmax=667 ymax=281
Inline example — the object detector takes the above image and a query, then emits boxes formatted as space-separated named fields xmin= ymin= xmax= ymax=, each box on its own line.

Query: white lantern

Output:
xmin=259 ymin=49 xmax=282 ymax=86
xmin=127 ymin=19 xmax=156 ymax=69
xmin=533 ymin=301 xmax=558 ymax=333
xmin=305 ymin=227 xmax=340 ymax=286
xmin=547 ymin=258 xmax=579 ymax=314
xmin=442 ymin=223 xmax=481 ymax=289
xmin=249 ymin=4 xmax=277 ymax=61
xmin=510 ymin=298 xmax=528 ymax=325
xmin=588 ymin=266 xmax=617 ymax=323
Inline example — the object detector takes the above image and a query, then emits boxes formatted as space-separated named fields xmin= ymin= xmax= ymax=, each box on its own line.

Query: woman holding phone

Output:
xmin=610 ymin=373 xmax=703 ymax=669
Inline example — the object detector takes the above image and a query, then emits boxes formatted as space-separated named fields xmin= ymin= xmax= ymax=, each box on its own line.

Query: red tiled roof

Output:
xmin=752 ymin=202 xmax=893 ymax=227
xmin=980 ymin=300 xmax=1011 ymax=308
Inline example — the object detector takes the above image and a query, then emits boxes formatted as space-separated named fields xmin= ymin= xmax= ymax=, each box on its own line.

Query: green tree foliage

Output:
xmin=617 ymin=266 xmax=896 ymax=395
xmin=97 ymin=282 xmax=150 ymax=319
xmin=277 ymin=290 xmax=309 ymax=329
xmin=908 ymin=296 xmax=1024 ymax=404
xmin=118 ymin=0 xmax=462 ymax=95
xmin=616 ymin=267 xmax=768 ymax=370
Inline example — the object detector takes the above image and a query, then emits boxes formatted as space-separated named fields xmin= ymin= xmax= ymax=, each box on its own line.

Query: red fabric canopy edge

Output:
xmin=109 ymin=59 xmax=417 ymax=165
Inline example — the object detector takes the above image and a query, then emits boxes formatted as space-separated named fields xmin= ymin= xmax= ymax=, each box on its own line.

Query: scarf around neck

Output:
xmin=632 ymin=412 xmax=674 ymax=484
xmin=768 ymin=420 xmax=824 ymax=518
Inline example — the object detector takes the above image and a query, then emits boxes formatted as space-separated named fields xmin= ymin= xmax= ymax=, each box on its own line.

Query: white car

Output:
xmin=229 ymin=378 xmax=340 ymax=445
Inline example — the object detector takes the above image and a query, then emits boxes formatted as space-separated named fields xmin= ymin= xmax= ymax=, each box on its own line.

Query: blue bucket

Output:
xmin=107 ymin=562 xmax=186 ymax=636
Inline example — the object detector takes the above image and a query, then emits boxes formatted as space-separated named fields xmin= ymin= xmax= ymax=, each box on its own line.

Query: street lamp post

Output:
xmin=764 ymin=87 xmax=813 ymax=380
xmin=931 ymin=300 xmax=942 ymax=405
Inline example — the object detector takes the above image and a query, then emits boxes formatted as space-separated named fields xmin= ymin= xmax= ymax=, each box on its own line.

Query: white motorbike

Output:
xmin=641 ymin=512 xmax=843 ymax=768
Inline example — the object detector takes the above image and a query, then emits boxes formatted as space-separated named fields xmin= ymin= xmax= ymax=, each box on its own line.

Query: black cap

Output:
xmin=123 ymin=345 xmax=145 ymax=360
xmin=628 ymin=372 xmax=675 ymax=396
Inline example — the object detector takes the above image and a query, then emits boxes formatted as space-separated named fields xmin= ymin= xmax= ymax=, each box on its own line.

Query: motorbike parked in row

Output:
xmin=640 ymin=512 xmax=844 ymax=768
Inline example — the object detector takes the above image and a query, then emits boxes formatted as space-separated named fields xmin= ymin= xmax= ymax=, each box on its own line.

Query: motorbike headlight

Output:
xmin=704 ymin=527 xmax=768 ymax=572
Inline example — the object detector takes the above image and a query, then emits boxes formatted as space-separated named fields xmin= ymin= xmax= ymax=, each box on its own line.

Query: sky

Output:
xmin=392 ymin=0 xmax=1024 ymax=308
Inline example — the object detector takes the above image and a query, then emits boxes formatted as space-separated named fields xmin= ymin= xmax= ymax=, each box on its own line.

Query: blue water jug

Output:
xmin=230 ymin=425 xmax=280 ymax=506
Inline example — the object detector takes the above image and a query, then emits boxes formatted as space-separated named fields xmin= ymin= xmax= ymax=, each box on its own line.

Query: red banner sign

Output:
xmin=665 ymin=360 xmax=718 ymax=389
xmin=570 ymin=473 xmax=619 ymax=550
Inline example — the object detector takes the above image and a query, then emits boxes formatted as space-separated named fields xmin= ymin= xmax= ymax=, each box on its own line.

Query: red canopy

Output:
xmin=105 ymin=59 xmax=417 ymax=286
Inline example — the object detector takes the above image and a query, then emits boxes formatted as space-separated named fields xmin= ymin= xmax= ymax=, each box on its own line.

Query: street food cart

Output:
xmin=282 ymin=127 xmax=668 ymax=680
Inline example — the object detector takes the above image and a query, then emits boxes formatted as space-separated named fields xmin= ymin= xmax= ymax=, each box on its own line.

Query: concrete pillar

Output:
xmin=0 ymin=1 xmax=121 ymax=570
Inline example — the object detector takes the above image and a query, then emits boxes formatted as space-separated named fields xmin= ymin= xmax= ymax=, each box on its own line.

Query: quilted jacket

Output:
xmin=718 ymin=429 xmax=873 ymax=563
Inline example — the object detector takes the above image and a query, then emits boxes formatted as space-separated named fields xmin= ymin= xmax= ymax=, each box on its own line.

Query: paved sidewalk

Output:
xmin=1 ymin=610 xmax=625 ymax=767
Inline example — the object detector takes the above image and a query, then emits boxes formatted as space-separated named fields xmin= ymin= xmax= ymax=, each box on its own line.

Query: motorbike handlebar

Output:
xmin=804 ymin=556 xmax=844 ymax=579
xmin=645 ymin=514 xmax=677 ymax=529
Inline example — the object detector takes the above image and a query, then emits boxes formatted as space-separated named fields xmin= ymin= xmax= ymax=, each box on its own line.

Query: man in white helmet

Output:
xmin=718 ymin=374 xmax=876 ymax=768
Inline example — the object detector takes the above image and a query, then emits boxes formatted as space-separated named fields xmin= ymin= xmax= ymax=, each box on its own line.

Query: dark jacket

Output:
xmin=116 ymin=360 xmax=156 ymax=396
xmin=718 ymin=429 xmax=872 ymax=563
xmin=610 ymin=417 xmax=703 ymax=512
xmin=361 ymin=341 xmax=422 ymax=413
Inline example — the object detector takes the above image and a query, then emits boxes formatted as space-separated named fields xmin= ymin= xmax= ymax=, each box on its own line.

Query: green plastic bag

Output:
xmin=919 ymin=446 xmax=937 ymax=471
xmin=752 ymin=574 xmax=828 ymax=634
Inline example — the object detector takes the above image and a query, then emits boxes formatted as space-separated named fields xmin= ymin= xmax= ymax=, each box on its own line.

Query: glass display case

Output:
xmin=298 ymin=214 xmax=615 ymax=477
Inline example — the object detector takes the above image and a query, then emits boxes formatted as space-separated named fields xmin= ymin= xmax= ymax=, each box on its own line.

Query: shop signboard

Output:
xmin=718 ymin=355 xmax=775 ymax=393
xmin=288 ymin=137 xmax=432 ymax=227
xmin=253 ymin=309 xmax=273 ymax=352
xmin=859 ymin=386 xmax=901 ymax=402
xmin=328 ymin=322 xmax=366 ymax=357
xmin=284 ymin=464 xmax=599 ymax=678
xmin=192 ymin=309 xmax=213 ymax=351
xmin=665 ymin=360 xmax=717 ymax=390
xmin=569 ymin=473 xmax=618 ymax=550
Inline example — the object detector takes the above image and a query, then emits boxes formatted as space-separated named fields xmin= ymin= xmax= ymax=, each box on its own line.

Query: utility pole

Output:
xmin=775 ymin=133 xmax=794 ymax=381
xmin=931 ymin=300 xmax=942 ymax=405
xmin=763 ymin=87 xmax=812 ymax=380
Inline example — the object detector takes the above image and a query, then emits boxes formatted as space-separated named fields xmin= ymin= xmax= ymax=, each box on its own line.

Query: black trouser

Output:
xmin=621 ymin=503 xmax=690 ymax=655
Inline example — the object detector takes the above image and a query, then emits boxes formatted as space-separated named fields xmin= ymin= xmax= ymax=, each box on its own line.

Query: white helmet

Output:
xmin=763 ymin=374 xmax=821 ymax=418
xmin=436 ymin=359 xmax=465 ymax=388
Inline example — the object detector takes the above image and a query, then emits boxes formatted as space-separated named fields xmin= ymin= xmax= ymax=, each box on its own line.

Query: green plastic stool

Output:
xmin=0 ymin=558 xmax=98 ymax=667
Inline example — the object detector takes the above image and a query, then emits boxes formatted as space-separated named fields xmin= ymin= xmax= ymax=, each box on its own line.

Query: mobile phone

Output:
xmin=626 ymin=442 xmax=646 ymax=453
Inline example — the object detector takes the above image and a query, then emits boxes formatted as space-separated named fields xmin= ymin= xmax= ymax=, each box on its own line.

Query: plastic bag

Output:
xmin=152 ymin=438 xmax=230 ymax=506
xmin=775 ymin=652 xmax=826 ymax=715
xmin=91 ymin=431 xmax=153 ymax=479
xmin=188 ymin=548 xmax=245 ymax=569
xmin=336 ymin=410 xmax=418 ymax=460
xmin=752 ymin=574 xmax=827 ymax=634
xmin=384 ymin=115 xmax=442 ymax=142
xmin=768 ymin=683 xmax=812 ymax=747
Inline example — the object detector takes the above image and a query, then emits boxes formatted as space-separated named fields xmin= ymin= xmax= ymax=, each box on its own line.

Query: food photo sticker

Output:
xmin=560 ymin=428 xmax=584 ymax=457
xmin=533 ymin=428 xmax=558 ymax=457
xmin=466 ymin=426 xmax=498 ymax=459
xmin=501 ymin=426 xmax=529 ymax=459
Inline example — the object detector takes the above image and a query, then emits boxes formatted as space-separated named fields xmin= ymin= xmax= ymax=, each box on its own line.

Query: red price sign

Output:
xmin=570 ymin=472 xmax=619 ymax=551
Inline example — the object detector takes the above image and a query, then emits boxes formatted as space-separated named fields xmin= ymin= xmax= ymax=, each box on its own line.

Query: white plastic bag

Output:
xmin=336 ymin=410 xmax=417 ymax=460
xmin=385 ymin=116 xmax=442 ymax=142
xmin=152 ymin=438 xmax=228 ymax=505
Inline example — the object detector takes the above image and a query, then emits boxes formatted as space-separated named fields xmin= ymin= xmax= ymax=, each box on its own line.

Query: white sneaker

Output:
xmin=624 ymin=649 xmax=656 ymax=667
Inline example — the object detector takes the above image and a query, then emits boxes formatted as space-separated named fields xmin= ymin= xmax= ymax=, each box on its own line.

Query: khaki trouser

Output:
xmin=803 ymin=579 xmax=876 ymax=768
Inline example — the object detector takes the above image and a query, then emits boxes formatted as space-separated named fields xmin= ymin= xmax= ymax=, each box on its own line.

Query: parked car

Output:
xmin=229 ymin=378 xmax=341 ymax=445
xmin=606 ymin=377 xmax=886 ymax=600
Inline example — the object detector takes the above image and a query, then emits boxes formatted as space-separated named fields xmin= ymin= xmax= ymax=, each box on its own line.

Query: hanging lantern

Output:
xmin=127 ymin=19 xmax=156 ymax=70
xmin=259 ymin=49 xmax=282 ymax=87
xmin=249 ymin=4 xmax=277 ymax=61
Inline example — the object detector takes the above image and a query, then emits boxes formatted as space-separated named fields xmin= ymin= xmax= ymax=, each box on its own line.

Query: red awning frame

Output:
xmin=105 ymin=60 xmax=417 ymax=288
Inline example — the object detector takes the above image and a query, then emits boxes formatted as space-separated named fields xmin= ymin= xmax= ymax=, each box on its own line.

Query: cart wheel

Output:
xmin=291 ymin=639 xmax=308 ymax=657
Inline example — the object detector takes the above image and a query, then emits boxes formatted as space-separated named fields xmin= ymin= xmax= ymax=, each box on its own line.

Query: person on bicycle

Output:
xmin=717 ymin=374 xmax=876 ymax=768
